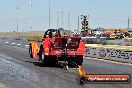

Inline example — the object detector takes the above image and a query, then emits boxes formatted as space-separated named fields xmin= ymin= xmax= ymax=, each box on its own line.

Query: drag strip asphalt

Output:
xmin=0 ymin=37 xmax=132 ymax=88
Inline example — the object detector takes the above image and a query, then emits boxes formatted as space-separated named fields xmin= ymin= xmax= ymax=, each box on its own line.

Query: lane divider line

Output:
xmin=25 ymin=45 xmax=29 ymax=47
xmin=17 ymin=44 xmax=21 ymax=46
xmin=11 ymin=43 xmax=15 ymax=45
xmin=5 ymin=42 xmax=9 ymax=43
xmin=1 ymin=41 xmax=30 ymax=49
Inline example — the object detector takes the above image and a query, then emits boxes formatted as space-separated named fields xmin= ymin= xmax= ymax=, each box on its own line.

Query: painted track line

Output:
xmin=11 ymin=43 xmax=15 ymax=45
xmin=17 ymin=44 xmax=21 ymax=46
xmin=25 ymin=45 xmax=29 ymax=47
xmin=5 ymin=42 xmax=9 ymax=44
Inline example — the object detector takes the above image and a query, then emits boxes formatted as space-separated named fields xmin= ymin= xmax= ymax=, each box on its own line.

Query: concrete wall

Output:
xmin=85 ymin=44 xmax=132 ymax=63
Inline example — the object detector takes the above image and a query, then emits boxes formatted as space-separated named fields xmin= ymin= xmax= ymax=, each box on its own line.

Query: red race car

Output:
xmin=29 ymin=29 xmax=86 ymax=67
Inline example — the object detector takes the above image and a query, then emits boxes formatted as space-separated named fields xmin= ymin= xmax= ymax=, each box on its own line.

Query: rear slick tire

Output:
xmin=38 ymin=50 xmax=44 ymax=62
xmin=38 ymin=45 xmax=44 ymax=63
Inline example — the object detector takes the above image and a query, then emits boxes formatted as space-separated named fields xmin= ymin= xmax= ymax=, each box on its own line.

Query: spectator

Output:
xmin=119 ymin=33 xmax=124 ymax=39
xmin=124 ymin=32 xmax=130 ymax=38
xmin=114 ymin=30 xmax=117 ymax=34
xmin=118 ymin=29 xmax=121 ymax=33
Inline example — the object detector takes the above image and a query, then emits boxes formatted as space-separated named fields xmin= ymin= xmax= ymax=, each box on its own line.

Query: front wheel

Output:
xmin=29 ymin=44 xmax=33 ymax=58
xmin=38 ymin=44 xmax=44 ymax=62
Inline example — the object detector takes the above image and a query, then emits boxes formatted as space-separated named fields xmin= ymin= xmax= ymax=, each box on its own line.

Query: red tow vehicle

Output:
xmin=29 ymin=29 xmax=86 ymax=67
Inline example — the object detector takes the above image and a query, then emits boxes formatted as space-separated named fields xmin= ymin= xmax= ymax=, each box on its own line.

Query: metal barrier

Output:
xmin=85 ymin=44 xmax=132 ymax=63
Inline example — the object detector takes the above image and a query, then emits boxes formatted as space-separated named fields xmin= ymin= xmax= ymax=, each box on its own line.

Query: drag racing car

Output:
xmin=29 ymin=29 xmax=86 ymax=67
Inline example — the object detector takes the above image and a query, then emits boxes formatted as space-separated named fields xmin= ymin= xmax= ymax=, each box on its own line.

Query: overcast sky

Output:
xmin=0 ymin=0 xmax=132 ymax=32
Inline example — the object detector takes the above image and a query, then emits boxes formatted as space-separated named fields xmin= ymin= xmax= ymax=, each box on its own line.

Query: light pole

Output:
xmin=29 ymin=0 xmax=32 ymax=31
xmin=128 ymin=15 xmax=132 ymax=32
xmin=128 ymin=14 xmax=130 ymax=31
xmin=16 ymin=5 xmax=19 ymax=39
xmin=49 ymin=0 xmax=51 ymax=29
xmin=78 ymin=16 xmax=79 ymax=33
xmin=57 ymin=12 xmax=59 ymax=28
xmin=56 ymin=11 xmax=64 ymax=29
xmin=68 ymin=12 xmax=70 ymax=31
